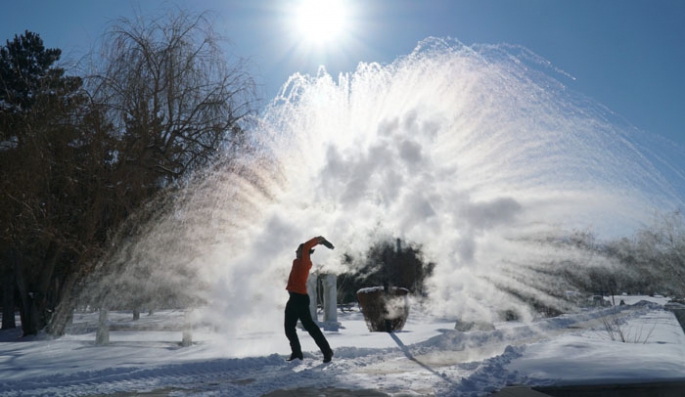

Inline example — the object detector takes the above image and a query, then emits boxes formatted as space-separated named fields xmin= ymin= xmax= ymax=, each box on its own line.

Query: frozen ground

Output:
xmin=1 ymin=295 xmax=684 ymax=396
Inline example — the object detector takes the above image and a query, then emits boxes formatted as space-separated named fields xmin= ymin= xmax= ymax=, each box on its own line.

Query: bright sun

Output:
xmin=294 ymin=0 xmax=348 ymax=45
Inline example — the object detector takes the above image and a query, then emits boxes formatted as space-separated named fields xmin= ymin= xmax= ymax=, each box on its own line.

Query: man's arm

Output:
xmin=301 ymin=237 xmax=319 ymax=263
xmin=302 ymin=236 xmax=334 ymax=261
xmin=303 ymin=237 xmax=320 ymax=253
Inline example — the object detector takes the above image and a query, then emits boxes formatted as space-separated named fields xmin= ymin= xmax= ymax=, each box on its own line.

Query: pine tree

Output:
xmin=0 ymin=31 xmax=85 ymax=335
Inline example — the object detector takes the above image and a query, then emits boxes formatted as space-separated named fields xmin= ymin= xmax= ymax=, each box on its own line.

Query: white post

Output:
xmin=181 ymin=309 xmax=192 ymax=347
xmin=307 ymin=274 xmax=318 ymax=323
xmin=323 ymin=274 xmax=339 ymax=331
xmin=96 ymin=308 xmax=109 ymax=345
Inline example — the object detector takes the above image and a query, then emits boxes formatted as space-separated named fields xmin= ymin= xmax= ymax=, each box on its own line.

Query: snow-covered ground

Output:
xmin=1 ymin=295 xmax=684 ymax=396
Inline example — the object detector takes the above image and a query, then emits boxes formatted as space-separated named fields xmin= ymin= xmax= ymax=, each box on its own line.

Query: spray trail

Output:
xmin=245 ymin=37 xmax=683 ymax=319
xmin=93 ymin=38 xmax=684 ymax=334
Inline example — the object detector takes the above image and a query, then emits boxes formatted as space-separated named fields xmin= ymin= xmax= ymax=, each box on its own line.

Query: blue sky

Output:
xmin=2 ymin=0 xmax=684 ymax=174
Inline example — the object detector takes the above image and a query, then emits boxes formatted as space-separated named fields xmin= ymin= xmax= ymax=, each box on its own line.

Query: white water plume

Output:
xmin=96 ymin=38 xmax=685 ymax=334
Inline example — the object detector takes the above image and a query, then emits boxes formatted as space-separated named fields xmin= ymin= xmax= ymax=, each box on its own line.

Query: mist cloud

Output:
xmin=94 ymin=38 xmax=684 ymax=335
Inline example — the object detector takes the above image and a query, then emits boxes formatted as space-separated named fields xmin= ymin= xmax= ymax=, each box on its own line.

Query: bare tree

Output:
xmin=62 ymin=8 xmax=259 ymax=323
xmin=633 ymin=211 xmax=685 ymax=297
xmin=90 ymin=8 xmax=257 ymax=191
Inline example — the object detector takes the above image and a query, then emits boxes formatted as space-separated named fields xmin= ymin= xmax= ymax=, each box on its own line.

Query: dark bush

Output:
xmin=338 ymin=238 xmax=435 ymax=304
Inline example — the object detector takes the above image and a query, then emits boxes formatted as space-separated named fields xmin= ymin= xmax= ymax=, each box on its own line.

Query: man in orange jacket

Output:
xmin=285 ymin=236 xmax=335 ymax=363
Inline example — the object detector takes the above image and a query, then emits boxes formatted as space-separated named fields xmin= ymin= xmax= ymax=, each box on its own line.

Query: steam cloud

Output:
xmin=91 ymin=38 xmax=685 ymax=342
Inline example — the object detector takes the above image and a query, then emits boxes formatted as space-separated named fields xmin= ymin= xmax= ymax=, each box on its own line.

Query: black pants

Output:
xmin=284 ymin=292 xmax=331 ymax=355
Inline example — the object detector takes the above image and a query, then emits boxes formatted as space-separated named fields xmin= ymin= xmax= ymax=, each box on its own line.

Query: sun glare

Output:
xmin=295 ymin=0 xmax=348 ymax=45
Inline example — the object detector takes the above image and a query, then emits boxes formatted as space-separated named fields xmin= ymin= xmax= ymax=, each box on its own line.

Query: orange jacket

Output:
xmin=286 ymin=237 xmax=319 ymax=295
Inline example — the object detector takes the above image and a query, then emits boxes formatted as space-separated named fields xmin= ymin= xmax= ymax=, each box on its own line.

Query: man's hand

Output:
xmin=318 ymin=236 xmax=335 ymax=249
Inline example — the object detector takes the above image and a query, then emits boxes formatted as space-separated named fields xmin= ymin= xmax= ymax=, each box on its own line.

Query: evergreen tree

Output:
xmin=0 ymin=31 xmax=86 ymax=335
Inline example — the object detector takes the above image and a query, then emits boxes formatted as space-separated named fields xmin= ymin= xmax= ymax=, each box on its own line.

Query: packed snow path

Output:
xmin=1 ymin=300 xmax=684 ymax=396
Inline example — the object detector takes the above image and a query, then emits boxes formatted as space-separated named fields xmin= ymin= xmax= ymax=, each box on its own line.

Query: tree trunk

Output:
xmin=37 ymin=241 xmax=61 ymax=323
xmin=13 ymin=248 xmax=38 ymax=336
xmin=46 ymin=272 xmax=78 ymax=336
xmin=1 ymin=256 xmax=17 ymax=329
xmin=15 ymin=241 xmax=62 ymax=336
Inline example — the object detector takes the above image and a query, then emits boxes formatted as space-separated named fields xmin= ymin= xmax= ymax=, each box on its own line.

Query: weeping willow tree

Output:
xmin=91 ymin=7 xmax=257 ymax=190
xmin=48 ymin=7 xmax=260 ymax=334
